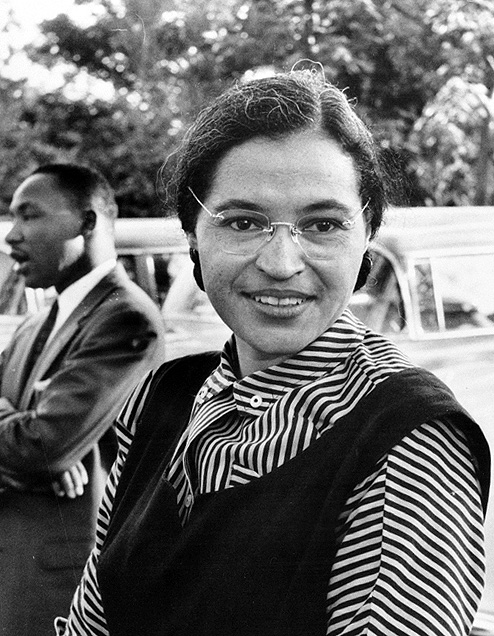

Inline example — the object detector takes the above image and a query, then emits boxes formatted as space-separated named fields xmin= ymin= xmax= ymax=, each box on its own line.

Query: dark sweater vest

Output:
xmin=98 ymin=352 xmax=490 ymax=636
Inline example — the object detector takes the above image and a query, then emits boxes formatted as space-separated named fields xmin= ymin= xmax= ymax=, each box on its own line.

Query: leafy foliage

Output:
xmin=0 ymin=0 xmax=493 ymax=216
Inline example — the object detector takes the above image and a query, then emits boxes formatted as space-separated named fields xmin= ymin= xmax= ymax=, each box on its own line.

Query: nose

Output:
xmin=5 ymin=219 xmax=21 ymax=246
xmin=254 ymin=224 xmax=305 ymax=279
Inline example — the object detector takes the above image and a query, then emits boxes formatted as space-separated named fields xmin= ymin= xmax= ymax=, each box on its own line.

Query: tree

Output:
xmin=406 ymin=0 xmax=494 ymax=205
xmin=1 ymin=0 xmax=492 ymax=214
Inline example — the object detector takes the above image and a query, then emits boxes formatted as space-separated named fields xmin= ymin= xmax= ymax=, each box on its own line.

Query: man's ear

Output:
xmin=82 ymin=209 xmax=97 ymax=235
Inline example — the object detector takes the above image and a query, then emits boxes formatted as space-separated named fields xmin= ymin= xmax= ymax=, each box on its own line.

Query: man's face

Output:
xmin=188 ymin=131 xmax=370 ymax=376
xmin=7 ymin=174 xmax=85 ymax=289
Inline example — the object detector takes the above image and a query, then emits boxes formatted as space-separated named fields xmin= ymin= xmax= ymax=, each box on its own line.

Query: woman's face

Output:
xmin=187 ymin=130 xmax=371 ymax=377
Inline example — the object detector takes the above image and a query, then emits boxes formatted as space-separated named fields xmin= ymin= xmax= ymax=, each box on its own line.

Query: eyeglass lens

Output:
xmin=188 ymin=187 xmax=366 ymax=261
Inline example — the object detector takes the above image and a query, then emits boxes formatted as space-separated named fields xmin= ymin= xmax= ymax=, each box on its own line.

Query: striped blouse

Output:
xmin=55 ymin=309 xmax=485 ymax=636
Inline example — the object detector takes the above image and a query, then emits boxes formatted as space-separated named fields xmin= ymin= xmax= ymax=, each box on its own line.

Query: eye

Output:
xmin=299 ymin=217 xmax=344 ymax=233
xmin=16 ymin=208 xmax=42 ymax=222
xmin=214 ymin=211 xmax=267 ymax=232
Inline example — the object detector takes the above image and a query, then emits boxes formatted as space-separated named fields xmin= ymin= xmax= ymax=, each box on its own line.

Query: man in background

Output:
xmin=0 ymin=163 xmax=165 ymax=636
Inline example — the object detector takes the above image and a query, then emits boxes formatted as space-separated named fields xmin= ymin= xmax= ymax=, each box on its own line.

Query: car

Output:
xmin=351 ymin=205 xmax=494 ymax=635
xmin=0 ymin=207 xmax=492 ymax=632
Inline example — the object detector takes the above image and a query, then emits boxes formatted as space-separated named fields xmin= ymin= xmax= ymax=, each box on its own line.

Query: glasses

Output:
xmin=189 ymin=187 xmax=369 ymax=261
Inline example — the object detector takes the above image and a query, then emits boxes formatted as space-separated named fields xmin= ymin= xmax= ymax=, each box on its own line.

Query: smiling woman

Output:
xmin=187 ymin=132 xmax=370 ymax=376
xmin=57 ymin=69 xmax=490 ymax=636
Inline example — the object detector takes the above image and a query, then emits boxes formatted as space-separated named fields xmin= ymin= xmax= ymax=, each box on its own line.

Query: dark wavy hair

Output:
xmin=165 ymin=69 xmax=397 ymax=242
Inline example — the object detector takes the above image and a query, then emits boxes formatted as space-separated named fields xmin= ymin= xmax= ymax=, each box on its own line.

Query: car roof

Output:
xmin=375 ymin=206 xmax=494 ymax=259
xmin=0 ymin=216 xmax=188 ymax=254
xmin=112 ymin=217 xmax=186 ymax=253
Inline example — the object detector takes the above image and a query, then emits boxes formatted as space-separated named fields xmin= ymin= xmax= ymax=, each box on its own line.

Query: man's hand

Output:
xmin=52 ymin=461 xmax=88 ymax=499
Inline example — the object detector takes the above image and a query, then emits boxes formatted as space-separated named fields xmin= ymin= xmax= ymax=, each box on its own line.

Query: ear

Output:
xmin=186 ymin=232 xmax=198 ymax=250
xmin=81 ymin=209 xmax=97 ymax=235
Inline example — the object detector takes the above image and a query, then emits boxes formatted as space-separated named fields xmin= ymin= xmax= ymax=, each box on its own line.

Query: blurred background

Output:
xmin=0 ymin=0 xmax=493 ymax=218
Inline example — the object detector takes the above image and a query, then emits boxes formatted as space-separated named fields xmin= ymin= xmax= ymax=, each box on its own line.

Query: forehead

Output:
xmin=206 ymin=131 xmax=360 ymax=210
xmin=10 ymin=174 xmax=78 ymax=215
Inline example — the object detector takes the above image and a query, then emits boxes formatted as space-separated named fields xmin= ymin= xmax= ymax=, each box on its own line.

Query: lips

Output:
xmin=245 ymin=289 xmax=313 ymax=309
xmin=9 ymin=251 xmax=30 ymax=275
xmin=253 ymin=295 xmax=307 ymax=307
xmin=9 ymin=250 xmax=29 ymax=265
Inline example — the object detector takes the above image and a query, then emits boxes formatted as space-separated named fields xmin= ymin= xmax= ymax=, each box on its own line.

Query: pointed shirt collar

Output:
xmin=194 ymin=309 xmax=366 ymax=417
xmin=48 ymin=259 xmax=117 ymax=341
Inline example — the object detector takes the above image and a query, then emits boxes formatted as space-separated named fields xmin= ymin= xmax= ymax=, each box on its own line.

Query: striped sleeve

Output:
xmin=54 ymin=372 xmax=155 ymax=636
xmin=327 ymin=418 xmax=485 ymax=636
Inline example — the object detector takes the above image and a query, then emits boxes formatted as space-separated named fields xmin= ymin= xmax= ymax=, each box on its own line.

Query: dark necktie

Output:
xmin=26 ymin=300 xmax=59 ymax=372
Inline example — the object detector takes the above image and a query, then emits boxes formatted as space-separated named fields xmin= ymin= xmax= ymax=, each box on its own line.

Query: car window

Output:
xmin=351 ymin=252 xmax=407 ymax=335
xmin=412 ymin=253 xmax=494 ymax=333
xmin=118 ymin=253 xmax=173 ymax=306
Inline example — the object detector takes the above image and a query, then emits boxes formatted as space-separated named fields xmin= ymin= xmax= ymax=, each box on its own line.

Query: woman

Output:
xmin=57 ymin=70 xmax=489 ymax=636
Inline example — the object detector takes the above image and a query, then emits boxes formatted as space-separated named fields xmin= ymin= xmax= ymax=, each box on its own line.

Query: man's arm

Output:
xmin=0 ymin=300 xmax=163 ymax=487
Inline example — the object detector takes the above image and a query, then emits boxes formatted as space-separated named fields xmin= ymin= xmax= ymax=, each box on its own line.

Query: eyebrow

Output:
xmin=214 ymin=198 xmax=355 ymax=216
xmin=214 ymin=199 xmax=265 ymax=213
xmin=189 ymin=187 xmax=357 ymax=217
xmin=303 ymin=200 xmax=355 ymax=215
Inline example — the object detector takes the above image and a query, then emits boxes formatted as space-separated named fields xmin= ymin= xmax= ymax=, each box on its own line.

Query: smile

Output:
xmin=252 ymin=295 xmax=308 ymax=307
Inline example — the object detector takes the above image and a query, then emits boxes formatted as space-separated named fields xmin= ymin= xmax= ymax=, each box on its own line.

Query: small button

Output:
xmin=249 ymin=395 xmax=263 ymax=408
xmin=198 ymin=387 xmax=208 ymax=400
xmin=185 ymin=494 xmax=193 ymax=508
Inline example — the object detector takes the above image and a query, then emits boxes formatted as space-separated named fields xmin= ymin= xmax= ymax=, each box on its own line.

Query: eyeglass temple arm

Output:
xmin=188 ymin=187 xmax=223 ymax=219
xmin=342 ymin=201 xmax=370 ymax=228
xmin=188 ymin=186 xmax=370 ymax=230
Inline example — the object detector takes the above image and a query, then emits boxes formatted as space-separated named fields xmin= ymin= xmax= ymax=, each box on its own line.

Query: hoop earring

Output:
xmin=354 ymin=251 xmax=373 ymax=291
xmin=189 ymin=248 xmax=205 ymax=291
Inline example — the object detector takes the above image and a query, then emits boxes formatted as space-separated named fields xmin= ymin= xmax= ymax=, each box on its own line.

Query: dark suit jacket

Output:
xmin=0 ymin=264 xmax=166 ymax=636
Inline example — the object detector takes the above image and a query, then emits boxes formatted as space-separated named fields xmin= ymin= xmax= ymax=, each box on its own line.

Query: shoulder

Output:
xmin=352 ymin=325 xmax=413 ymax=381
xmin=125 ymin=351 xmax=220 ymax=435
xmin=114 ymin=352 xmax=220 ymax=469
xmin=87 ymin=267 xmax=164 ymax=334
xmin=353 ymin=366 xmax=467 ymax=432
xmin=145 ymin=351 xmax=221 ymax=401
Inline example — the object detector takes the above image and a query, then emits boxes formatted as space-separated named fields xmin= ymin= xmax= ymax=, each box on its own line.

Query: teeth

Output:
xmin=254 ymin=295 xmax=305 ymax=306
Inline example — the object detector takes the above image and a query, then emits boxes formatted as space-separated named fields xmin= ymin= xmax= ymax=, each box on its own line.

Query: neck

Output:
xmin=55 ymin=250 xmax=116 ymax=293
xmin=55 ymin=255 xmax=94 ymax=293
xmin=234 ymin=338 xmax=289 ymax=378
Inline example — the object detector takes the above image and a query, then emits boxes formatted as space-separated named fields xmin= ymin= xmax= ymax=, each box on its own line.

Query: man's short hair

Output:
xmin=32 ymin=163 xmax=118 ymax=221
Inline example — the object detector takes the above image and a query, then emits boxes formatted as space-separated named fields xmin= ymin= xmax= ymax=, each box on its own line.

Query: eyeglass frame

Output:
xmin=187 ymin=186 xmax=370 ymax=261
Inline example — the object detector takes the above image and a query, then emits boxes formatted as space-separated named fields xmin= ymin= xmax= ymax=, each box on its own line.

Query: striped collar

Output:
xmin=195 ymin=309 xmax=367 ymax=416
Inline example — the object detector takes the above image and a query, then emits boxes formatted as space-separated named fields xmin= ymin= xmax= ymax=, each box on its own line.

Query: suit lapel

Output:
xmin=19 ymin=267 xmax=125 ymax=410
xmin=2 ymin=312 xmax=49 ymax=407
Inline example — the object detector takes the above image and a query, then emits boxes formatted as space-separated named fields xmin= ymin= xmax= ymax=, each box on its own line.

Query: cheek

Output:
xmin=201 ymin=256 xmax=232 ymax=298
xmin=316 ymin=246 xmax=365 ymax=293
xmin=195 ymin=231 xmax=239 ymax=291
xmin=198 ymin=249 xmax=245 ymax=313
